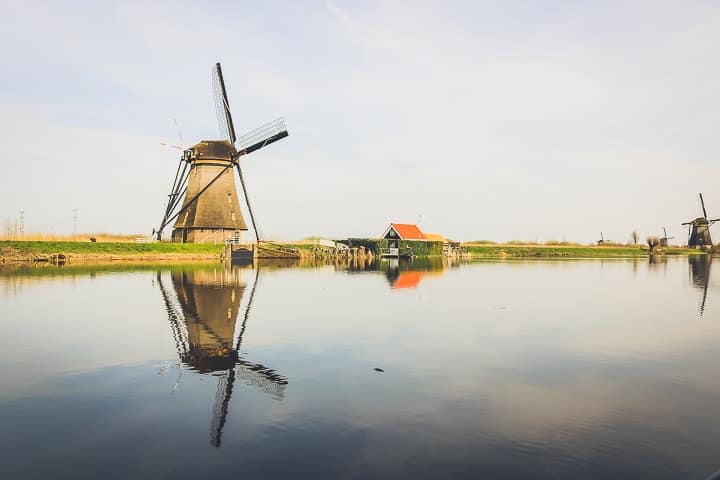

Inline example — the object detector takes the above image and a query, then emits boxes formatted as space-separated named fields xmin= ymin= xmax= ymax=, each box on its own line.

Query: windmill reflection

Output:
xmin=157 ymin=265 xmax=287 ymax=447
xmin=688 ymin=256 xmax=712 ymax=315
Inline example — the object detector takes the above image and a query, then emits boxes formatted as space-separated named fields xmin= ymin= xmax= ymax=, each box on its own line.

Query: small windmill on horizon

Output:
xmin=681 ymin=193 xmax=719 ymax=248
xmin=659 ymin=227 xmax=674 ymax=247
xmin=154 ymin=63 xmax=289 ymax=244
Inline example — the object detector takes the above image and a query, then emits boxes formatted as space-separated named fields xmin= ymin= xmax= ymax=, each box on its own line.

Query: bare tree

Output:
xmin=647 ymin=236 xmax=659 ymax=254
xmin=631 ymin=230 xmax=639 ymax=244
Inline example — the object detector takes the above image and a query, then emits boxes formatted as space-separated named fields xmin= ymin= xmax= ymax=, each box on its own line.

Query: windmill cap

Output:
xmin=188 ymin=140 xmax=237 ymax=162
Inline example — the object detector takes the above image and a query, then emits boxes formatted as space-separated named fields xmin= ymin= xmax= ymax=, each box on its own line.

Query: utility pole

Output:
xmin=72 ymin=209 xmax=78 ymax=240
xmin=19 ymin=211 xmax=24 ymax=238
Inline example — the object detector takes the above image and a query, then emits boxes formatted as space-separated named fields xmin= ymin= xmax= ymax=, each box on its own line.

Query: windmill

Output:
xmin=158 ymin=266 xmax=287 ymax=447
xmin=154 ymin=63 xmax=289 ymax=244
xmin=659 ymin=227 xmax=674 ymax=247
xmin=681 ymin=193 xmax=719 ymax=248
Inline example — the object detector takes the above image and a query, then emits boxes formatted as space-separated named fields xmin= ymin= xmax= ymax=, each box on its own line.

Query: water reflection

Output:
xmin=648 ymin=253 xmax=668 ymax=270
xmin=2 ymin=257 xmax=720 ymax=478
xmin=688 ymin=255 xmax=712 ymax=315
xmin=384 ymin=257 xmax=446 ymax=289
xmin=333 ymin=256 xmax=457 ymax=289
xmin=157 ymin=265 xmax=287 ymax=447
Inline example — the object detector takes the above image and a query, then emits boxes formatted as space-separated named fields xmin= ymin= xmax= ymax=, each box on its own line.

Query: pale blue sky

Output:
xmin=1 ymin=0 xmax=719 ymax=242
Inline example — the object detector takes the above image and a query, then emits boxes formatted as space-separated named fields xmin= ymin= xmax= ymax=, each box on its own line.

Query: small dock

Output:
xmin=380 ymin=248 xmax=400 ymax=258
xmin=223 ymin=241 xmax=301 ymax=261
xmin=380 ymin=247 xmax=417 ymax=259
xmin=223 ymin=243 xmax=255 ymax=262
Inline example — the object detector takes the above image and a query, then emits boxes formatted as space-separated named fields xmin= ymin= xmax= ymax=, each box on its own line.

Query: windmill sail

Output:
xmin=236 ymin=117 xmax=289 ymax=156
xmin=212 ymin=63 xmax=237 ymax=144
xmin=700 ymin=193 xmax=709 ymax=219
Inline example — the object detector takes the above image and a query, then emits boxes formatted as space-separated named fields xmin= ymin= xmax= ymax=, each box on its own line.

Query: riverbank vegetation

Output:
xmin=0 ymin=232 xmax=148 ymax=242
xmin=0 ymin=239 xmax=708 ymax=263
xmin=463 ymin=244 xmax=701 ymax=257
xmin=1 ymin=241 xmax=223 ymax=262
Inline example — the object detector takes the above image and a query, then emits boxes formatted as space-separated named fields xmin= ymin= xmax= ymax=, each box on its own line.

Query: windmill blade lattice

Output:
xmin=700 ymin=193 xmax=709 ymax=219
xmin=236 ymin=117 xmax=288 ymax=156
xmin=212 ymin=63 xmax=237 ymax=144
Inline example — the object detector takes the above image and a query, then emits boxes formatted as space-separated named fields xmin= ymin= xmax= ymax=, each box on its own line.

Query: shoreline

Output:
xmin=463 ymin=244 xmax=704 ymax=258
xmin=0 ymin=240 xmax=223 ymax=263
xmin=0 ymin=240 xmax=707 ymax=264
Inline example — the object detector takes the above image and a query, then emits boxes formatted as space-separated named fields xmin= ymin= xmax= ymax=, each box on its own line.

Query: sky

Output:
xmin=1 ymin=0 xmax=719 ymax=243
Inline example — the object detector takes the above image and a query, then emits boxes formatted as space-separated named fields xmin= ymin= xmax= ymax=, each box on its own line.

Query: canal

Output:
xmin=0 ymin=257 xmax=718 ymax=479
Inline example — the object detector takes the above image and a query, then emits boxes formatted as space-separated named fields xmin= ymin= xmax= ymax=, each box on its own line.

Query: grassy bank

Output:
xmin=463 ymin=244 xmax=702 ymax=258
xmin=0 ymin=233 xmax=146 ymax=242
xmin=1 ymin=241 xmax=223 ymax=261
xmin=282 ymin=243 xmax=317 ymax=252
xmin=1 ymin=240 xmax=707 ymax=263
xmin=0 ymin=261 xmax=223 ymax=277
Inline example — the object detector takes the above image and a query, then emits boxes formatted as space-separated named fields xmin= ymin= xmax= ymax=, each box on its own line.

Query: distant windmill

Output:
xmin=154 ymin=62 xmax=289 ymax=244
xmin=659 ymin=227 xmax=675 ymax=247
xmin=681 ymin=193 xmax=719 ymax=248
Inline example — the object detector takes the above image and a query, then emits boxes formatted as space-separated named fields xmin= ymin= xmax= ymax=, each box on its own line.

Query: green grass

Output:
xmin=281 ymin=243 xmax=318 ymax=252
xmin=1 ymin=240 xmax=223 ymax=256
xmin=543 ymin=240 xmax=585 ymax=246
xmin=2 ymin=240 xmax=706 ymax=261
xmin=0 ymin=261 xmax=222 ymax=278
xmin=464 ymin=244 xmax=702 ymax=258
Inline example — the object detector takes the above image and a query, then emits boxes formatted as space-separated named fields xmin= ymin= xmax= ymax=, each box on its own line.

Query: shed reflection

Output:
xmin=334 ymin=256 xmax=454 ymax=289
xmin=382 ymin=257 xmax=448 ymax=289
xmin=157 ymin=265 xmax=287 ymax=447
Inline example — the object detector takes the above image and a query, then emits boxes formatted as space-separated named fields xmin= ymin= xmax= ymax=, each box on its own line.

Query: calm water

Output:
xmin=1 ymin=257 xmax=719 ymax=479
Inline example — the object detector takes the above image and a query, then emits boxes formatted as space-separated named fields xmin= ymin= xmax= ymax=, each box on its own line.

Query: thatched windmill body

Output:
xmin=682 ymin=193 xmax=719 ymax=248
xmin=155 ymin=63 xmax=289 ymax=244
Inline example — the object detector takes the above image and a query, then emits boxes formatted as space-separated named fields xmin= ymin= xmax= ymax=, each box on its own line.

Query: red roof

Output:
xmin=390 ymin=223 xmax=425 ymax=240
